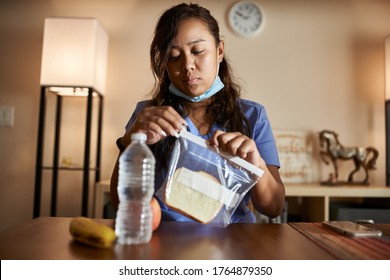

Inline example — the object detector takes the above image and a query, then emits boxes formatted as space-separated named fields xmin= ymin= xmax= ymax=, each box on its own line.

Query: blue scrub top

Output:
xmin=125 ymin=99 xmax=280 ymax=223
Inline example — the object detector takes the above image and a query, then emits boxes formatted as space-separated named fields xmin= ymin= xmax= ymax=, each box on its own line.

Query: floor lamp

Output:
xmin=34 ymin=18 xmax=108 ymax=217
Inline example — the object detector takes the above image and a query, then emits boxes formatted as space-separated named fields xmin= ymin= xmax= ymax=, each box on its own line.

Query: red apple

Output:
xmin=150 ymin=197 xmax=161 ymax=231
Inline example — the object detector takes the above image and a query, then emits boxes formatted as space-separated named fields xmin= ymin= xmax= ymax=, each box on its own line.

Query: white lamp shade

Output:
xmin=386 ymin=35 xmax=390 ymax=100
xmin=40 ymin=18 xmax=108 ymax=95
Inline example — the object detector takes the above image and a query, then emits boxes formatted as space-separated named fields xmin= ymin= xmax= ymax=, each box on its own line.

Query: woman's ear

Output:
xmin=217 ymin=40 xmax=225 ymax=62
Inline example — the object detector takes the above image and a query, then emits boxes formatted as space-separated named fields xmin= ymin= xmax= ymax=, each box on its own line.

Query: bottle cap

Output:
xmin=131 ymin=132 xmax=147 ymax=142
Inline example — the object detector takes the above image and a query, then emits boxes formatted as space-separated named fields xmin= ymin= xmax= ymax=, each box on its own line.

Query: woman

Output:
xmin=110 ymin=3 xmax=285 ymax=223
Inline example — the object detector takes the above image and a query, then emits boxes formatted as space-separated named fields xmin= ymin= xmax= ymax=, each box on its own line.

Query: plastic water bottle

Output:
xmin=115 ymin=132 xmax=155 ymax=244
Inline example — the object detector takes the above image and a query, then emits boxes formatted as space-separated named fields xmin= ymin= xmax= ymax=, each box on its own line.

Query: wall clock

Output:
xmin=228 ymin=1 xmax=264 ymax=37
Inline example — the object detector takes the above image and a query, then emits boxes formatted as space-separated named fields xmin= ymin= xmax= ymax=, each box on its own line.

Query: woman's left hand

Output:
xmin=210 ymin=130 xmax=285 ymax=218
xmin=209 ymin=130 xmax=265 ymax=169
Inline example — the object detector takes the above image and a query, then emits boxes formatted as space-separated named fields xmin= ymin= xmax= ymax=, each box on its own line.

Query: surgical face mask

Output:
xmin=169 ymin=61 xmax=225 ymax=103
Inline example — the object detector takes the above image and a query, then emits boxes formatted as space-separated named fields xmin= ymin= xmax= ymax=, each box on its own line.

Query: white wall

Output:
xmin=1 ymin=0 xmax=389 ymax=231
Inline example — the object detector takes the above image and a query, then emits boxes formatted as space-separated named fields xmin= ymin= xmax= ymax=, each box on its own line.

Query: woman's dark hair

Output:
xmin=148 ymin=3 xmax=250 ymax=169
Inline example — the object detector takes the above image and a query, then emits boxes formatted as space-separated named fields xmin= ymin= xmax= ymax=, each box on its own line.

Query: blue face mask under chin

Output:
xmin=168 ymin=75 xmax=225 ymax=102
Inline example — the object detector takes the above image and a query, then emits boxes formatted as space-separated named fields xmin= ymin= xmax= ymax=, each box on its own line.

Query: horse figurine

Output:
xmin=318 ymin=130 xmax=378 ymax=185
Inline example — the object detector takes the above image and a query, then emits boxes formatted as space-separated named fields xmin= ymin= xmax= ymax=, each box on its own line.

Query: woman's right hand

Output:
xmin=121 ymin=106 xmax=187 ymax=146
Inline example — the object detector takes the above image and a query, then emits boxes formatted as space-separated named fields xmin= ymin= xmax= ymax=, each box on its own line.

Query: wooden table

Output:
xmin=0 ymin=217 xmax=334 ymax=260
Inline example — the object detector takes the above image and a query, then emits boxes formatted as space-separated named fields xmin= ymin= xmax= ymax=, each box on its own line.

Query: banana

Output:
xmin=69 ymin=217 xmax=116 ymax=248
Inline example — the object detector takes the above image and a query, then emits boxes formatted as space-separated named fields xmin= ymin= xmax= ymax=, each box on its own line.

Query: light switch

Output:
xmin=0 ymin=106 xmax=14 ymax=127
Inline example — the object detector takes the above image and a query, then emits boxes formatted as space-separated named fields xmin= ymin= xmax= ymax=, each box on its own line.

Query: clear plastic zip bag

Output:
xmin=158 ymin=129 xmax=264 ymax=227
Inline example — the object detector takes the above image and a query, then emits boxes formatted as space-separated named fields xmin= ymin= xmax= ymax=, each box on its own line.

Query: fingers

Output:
xmin=210 ymin=130 xmax=262 ymax=166
xmin=129 ymin=106 xmax=187 ymax=145
xmin=214 ymin=132 xmax=252 ymax=158
xmin=145 ymin=106 xmax=187 ymax=136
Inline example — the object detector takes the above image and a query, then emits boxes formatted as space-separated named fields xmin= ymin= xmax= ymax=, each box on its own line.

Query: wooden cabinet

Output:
xmin=285 ymin=184 xmax=390 ymax=222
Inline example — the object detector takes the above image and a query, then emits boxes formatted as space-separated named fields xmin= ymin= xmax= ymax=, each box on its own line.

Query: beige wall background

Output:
xmin=1 ymin=0 xmax=389 ymax=231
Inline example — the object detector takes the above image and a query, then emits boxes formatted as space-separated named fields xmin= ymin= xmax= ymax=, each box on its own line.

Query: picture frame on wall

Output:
xmin=274 ymin=129 xmax=315 ymax=183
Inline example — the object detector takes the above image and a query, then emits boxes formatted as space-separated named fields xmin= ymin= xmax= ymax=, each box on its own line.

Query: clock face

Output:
xmin=228 ymin=1 xmax=263 ymax=37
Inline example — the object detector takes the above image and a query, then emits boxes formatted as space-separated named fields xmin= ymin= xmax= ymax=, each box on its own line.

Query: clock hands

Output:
xmin=244 ymin=7 xmax=254 ymax=19
xmin=235 ymin=6 xmax=256 ymax=20
xmin=235 ymin=10 xmax=246 ymax=19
